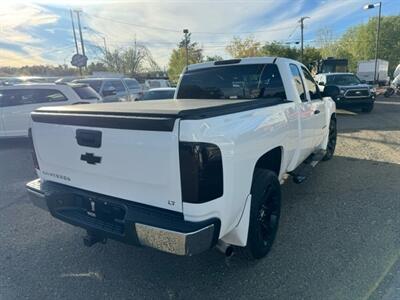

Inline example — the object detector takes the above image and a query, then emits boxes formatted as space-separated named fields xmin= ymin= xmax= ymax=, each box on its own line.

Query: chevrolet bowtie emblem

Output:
xmin=81 ymin=152 xmax=102 ymax=165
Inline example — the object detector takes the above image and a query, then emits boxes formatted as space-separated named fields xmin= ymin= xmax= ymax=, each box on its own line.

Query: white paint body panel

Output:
xmin=32 ymin=121 xmax=183 ymax=212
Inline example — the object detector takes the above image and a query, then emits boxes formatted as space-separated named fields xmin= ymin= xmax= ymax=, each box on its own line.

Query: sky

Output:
xmin=0 ymin=0 xmax=399 ymax=68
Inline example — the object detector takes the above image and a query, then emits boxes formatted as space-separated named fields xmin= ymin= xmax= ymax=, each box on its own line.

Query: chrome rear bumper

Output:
xmin=135 ymin=223 xmax=215 ymax=256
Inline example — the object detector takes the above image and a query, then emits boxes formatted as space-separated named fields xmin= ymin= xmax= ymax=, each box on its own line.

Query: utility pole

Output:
xmin=374 ymin=3 xmax=382 ymax=84
xmin=75 ymin=10 xmax=86 ymax=58
xmin=299 ymin=17 xmax=310 ymax=63
xmin=373 ymin=2 xmax=382 ymax=84
xmin=70 ymin=9 xmax=79 ymax=55
xmin=183 ymin=29 xmax=189 ymax=67
xmin=75 ymin=9 xmax=86 ymax=74
xmin=364 ymin=2 xmax=382 ymax=84
xmin=102 ymin=37 xmax=107 ymax=52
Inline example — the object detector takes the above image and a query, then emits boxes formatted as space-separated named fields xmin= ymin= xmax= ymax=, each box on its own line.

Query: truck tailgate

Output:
xmin=31 ymin=114 xmax=183 ymax=212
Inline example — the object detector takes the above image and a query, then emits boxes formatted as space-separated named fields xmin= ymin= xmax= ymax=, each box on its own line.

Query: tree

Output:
xmin=87 ymin=62 xmax=108 ymax=74
xmin=101 ymin=44 xmax=160 ymax=76
xmin=315 ymin=27 xmax=340 ymax=58
xmin=302 ymin=47 xmax=322 ymax=68
xmin=333 ymin=15 xmax=400 ymax=74
xmin=261 ymin=42 xmax=321 ymax=67
xmin=262 ymin=42 xmax=299 ymax=59
xmin=0 ymin=64 xmax=78 ymax=77
xmin=205 ymin=55 xmax=224 ymax=62
xmin=226 ymin=36 xmax=263 ymax=58
xmin=167 ymin=34 xmax=203 ymax=83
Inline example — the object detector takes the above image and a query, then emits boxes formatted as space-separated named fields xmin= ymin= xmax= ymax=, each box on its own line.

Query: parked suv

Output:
xmin=74 ymin=78 xmax=143 ymax=102
xmin=315 ymin=72 xmax=375 ymax=112
xmin=0 ymin=83 xmax=100 ymax=138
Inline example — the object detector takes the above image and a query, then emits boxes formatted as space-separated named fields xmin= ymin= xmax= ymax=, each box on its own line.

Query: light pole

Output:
xmin=364 ymin=2 xmax=382 ymax=84
xmin=299 ymin=17 xmax=310 ymax=63
xmin=183 ymin=29 xmax=189 ymax=66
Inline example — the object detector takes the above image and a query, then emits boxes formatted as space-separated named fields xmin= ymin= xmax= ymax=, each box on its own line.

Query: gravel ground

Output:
xmin=0 ymin=96 xmax=399 ymax=300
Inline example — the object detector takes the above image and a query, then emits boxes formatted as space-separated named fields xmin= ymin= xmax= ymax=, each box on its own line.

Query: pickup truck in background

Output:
xmin=26 ymin=57 xmax=336 ymax=260
xmin=315 ymin=72 xmax=376 ymax=113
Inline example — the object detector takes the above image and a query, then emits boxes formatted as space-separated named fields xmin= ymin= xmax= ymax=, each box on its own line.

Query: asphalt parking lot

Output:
xmin=1 ymin=96 xmax=400 ymax=300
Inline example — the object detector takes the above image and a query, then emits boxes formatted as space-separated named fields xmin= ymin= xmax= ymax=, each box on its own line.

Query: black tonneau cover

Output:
xmin=32 ymin=99 xmax=282 ymax=132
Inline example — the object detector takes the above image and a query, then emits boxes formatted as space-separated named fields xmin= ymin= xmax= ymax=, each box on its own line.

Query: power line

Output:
xmin=84 ymin=13 xmax=181 ymax=33
xmin=84 ymin=12 xmax=297 ymax=36
xmin=192 ymin=25 xmax=296 ymax=35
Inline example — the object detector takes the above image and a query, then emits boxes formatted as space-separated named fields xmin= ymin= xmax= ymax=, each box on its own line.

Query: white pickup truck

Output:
xmin=26 ymin=57 xmax=336 ymax=260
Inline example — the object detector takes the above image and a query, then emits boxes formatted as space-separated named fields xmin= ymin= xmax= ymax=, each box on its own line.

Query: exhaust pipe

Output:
xmin=216 ymin=241 xmax=234 ymax=257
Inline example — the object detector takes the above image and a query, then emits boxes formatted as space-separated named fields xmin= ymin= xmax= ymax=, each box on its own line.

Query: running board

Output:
xmin=288 ymin=150 xmax=326 ymax=184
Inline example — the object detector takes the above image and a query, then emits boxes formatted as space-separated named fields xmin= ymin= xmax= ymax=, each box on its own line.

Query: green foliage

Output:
xmin=226 ymin=36 xmax=263 ymax=58
xmin=302 ymin=47 xmax=322 ymax=68
xmin=167 ymin=34 xmax=203 ymax=83
xmin=262 ymin=42 xmax=299 ymax=59
xmin=205 ymin=55 xmax=224 ymax=62
xmin=319 ymin=15 xmax=400 ymax=75
xmin=226 ymin=38 xmax=321 ymax=67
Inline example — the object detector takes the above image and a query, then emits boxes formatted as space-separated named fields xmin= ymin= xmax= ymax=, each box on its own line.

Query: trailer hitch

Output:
xmin=83 ymin=232 xmax=107 ymax=247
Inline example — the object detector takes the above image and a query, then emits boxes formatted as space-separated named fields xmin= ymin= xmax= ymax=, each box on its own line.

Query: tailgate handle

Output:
xmin=76 ymin=129 xmax=102 ymax=148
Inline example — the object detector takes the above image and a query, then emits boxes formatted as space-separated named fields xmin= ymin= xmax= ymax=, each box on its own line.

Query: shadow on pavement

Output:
xmin=0 ymin=137 xmax=30 ymax=150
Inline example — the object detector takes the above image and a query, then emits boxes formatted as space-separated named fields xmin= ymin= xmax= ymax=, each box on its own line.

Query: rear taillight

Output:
xmin=28 ymin=128 xmax=40 ymax=170
xmin=179 ymin=142 xmax=223 ymax=204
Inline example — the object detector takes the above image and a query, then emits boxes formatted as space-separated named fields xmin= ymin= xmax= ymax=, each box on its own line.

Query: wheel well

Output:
xmin=254 ymin=147 xmax=282 ymax=176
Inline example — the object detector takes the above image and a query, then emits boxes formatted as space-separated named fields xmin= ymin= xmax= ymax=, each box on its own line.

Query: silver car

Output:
xmin=73 ymin=78 xmax=143 ymax=102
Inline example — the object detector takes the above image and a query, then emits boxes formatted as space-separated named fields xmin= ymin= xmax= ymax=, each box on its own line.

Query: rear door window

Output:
xmin=0 ymin=89 xmax=67 ymax=107
xmin=177 ymin=63 xmax=286 ymax=102
xmin=35 ymin=89 xmax=68 ymax=103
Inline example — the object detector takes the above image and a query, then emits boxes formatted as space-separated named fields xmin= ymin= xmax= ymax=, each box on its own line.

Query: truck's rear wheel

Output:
xmin=239 ymin=169 xmax=281 ymax=260
xmin=322 ymin=118 xmax=337 ymax=161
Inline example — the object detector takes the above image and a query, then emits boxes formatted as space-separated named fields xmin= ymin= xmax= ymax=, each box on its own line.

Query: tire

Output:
xmin=384 ymin=88 xmax=394 ymax=98
xmin=361 ymin=103 xmax=374 ymax=113
xmin=239 ymin=169 xmax=281 ymax=260
xmin=322 ymin=117 xmax=337 ymax=161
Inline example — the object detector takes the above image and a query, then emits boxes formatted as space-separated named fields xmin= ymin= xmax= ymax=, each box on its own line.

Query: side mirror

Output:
xmin=322 ymin=85 xmax=340 ymax=98
xmin=318 ymin=82 xmax=325 ymax=86
xmin=102 ymin=87 xmax=117 ymax=97
xmin=360 ymin=80 xmax=367 ymax=84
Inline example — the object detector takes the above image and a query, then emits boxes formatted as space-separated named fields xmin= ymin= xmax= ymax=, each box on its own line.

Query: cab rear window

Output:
xmin=177 ymin=64 xmax=286 ymax=101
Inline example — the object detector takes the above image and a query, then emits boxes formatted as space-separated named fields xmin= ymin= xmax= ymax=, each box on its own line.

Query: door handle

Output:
xmin=314 ymin=110 xmax=320 ymax=115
